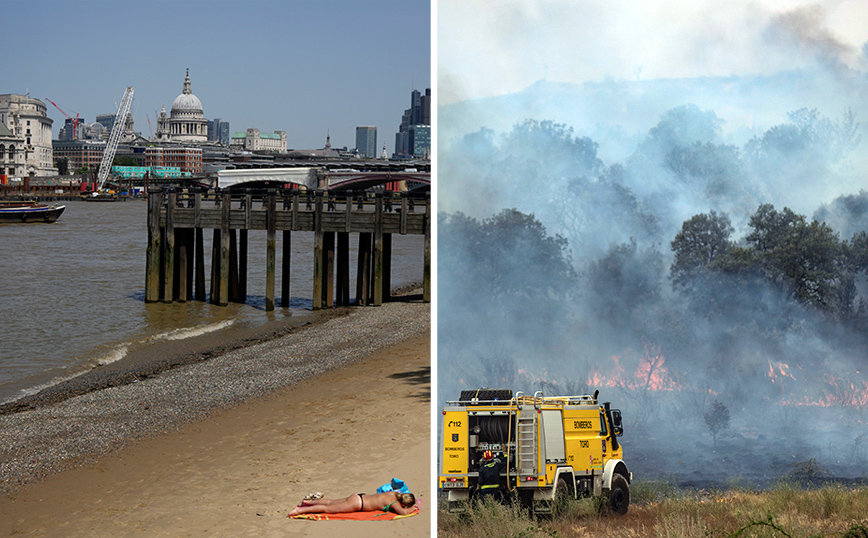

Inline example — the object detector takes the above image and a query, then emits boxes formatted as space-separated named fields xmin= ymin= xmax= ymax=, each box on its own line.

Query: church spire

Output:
xmin=183 ymin=68 xmax=192 ymax=95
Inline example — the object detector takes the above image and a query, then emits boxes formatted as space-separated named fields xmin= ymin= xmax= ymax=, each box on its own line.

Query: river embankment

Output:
xmin=0 ymin=289 xmax=430 ymax=500
xmin=0 ymin=305 xmax=337 ymax=415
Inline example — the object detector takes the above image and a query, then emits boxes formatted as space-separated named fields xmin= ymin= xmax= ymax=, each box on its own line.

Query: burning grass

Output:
xmin=437 ymin=481 xmax=868 ymax=537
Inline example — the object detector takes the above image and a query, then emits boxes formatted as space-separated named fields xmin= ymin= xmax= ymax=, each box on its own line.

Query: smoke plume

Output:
xmin=439 ymin=62 xmax=868 ymax=485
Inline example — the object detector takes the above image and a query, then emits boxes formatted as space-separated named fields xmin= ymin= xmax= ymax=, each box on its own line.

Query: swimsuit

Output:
xmin=357 ymin=493 xmax=402 ymax=513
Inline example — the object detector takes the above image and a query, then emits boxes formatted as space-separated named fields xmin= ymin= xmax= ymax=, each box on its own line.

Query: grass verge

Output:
xmin=437 ymin=481 xmax=868 ymax=538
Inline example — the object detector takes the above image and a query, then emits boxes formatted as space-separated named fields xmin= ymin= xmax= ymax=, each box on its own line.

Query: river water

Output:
xmin=0 ymin=200 xmax=425 ymax=405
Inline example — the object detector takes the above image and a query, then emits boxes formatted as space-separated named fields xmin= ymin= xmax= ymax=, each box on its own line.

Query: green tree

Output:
xmin=704 ymin=400 xmax=730 ymax=448
xmin=501 ymin=120 xmax=603 ymax=178
xmin=476 ymin=208 xmax=575 ymax=299
xmin=851 ymin=231 xmax=868 ymax=272
xmin=746 ymin=204 xmax=847 ymax=311
xmin=646 ymin=104 xmax=722 ymax=151
xmin=438 ymin=209 xmax=578 ymax=394
xmin=670 ymin=210 xmax=734 ymax=288
xmin=552 ymin=171 xmax=661 ymax=258
xmin=438 ymin=209 xmax=576 ymax=312
xmin=743 ymin=109 xmax=860 ymax=192
xmin=493 ymin=120 xmax=603 ymax=214
xmin=585 ymin=239 xmax=664 ymax=329
xmin=665 ymin=141 xmax=742 ymax=189
xmin=113 ymin=155 xmax=137 ymax=167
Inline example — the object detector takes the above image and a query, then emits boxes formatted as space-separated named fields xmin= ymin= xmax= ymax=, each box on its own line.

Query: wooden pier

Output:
xmin=145 ymin=187 xmax=430 ymax=310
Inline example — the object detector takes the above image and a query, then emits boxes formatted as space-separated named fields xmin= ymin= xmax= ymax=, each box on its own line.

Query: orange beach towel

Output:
xmin=288 ymin=501 xmax=421 ymax=521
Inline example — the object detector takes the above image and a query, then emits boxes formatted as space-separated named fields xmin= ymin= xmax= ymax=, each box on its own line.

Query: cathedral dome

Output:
xmin=162 ymin=68 xmax=208 ymax=143
xmin=172 ymin=93 xmax=202 ymax=114
xmin=171 ymin=68 xmax=203 ymax=116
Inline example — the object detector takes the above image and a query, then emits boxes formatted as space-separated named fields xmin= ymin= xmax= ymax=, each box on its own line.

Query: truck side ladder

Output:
xmin=516 ymin=409 xmax=536 ymax=478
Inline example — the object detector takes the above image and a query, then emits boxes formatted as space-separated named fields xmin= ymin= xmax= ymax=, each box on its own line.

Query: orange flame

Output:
xmin=767 ymin=359 xmax=796 ymax=383
xmin=586 ymin=345 xmax=682 ymax=391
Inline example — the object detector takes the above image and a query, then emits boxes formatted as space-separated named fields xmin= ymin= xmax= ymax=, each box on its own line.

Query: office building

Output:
xmin=355 ymin=126 xmax=377 ymax=158
xmin=230 ymin=128 xmax=287 ymax=152
xmin=145 ymin=146 xmax=203 ymax=173
xmin=96 ymin=113 xmax=116 ymax=132
xmin=58 ymin=117 xmax=86 ymax=141
xmin=209 ymin=118 xmax=230 ymax=145
xmin=52 ymin=139 xmax=106 ymax=172
xmin=394 ymin=88 xmax=431 ymax=158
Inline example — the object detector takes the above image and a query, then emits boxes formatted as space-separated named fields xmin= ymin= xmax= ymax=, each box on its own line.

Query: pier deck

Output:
xmin=145 ymin=188 xmax=430 ymax=310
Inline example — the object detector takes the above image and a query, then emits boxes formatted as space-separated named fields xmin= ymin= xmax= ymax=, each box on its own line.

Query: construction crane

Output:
xmin=96 ymin=86 xmax=134 ymax=191
xmin=146 ymin=113 xmax=153 ymax=137
xmin=45 ymin=98 xmax=80 ymax=139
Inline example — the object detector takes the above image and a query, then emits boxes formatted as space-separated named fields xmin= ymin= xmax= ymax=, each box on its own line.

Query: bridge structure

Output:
xmin=145 ymin=186 xmax=430 ymax=311
xmin=215 ymin=166 xmax=430 ymax=192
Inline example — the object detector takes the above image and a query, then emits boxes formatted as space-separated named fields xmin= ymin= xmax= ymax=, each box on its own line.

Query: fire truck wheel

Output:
xmin=551 ymin=477 xmax=570 ymax=515
xmin=607 ymin=474 xmax=630 ymax=515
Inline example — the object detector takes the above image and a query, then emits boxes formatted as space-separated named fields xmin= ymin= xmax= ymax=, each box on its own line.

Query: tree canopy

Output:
xmin=672 ymin=204 xmax=856 ymax=317
xmin=670 ymin=210 xmax=734 ymax=288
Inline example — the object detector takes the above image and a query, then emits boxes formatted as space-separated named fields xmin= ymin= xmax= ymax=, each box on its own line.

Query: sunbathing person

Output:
xmin=289 ymin=490 xmax=417 ymax=516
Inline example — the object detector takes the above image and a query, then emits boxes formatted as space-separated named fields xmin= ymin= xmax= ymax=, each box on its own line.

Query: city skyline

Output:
xmin=6 ymin=0 xmax=430 ymax=154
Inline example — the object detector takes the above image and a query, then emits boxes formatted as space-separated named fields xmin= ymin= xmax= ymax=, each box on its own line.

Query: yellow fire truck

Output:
xmin=440 ymin=389 xmax=632 ymax=516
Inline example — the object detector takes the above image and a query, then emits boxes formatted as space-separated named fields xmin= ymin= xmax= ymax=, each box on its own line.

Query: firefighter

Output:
xmin=476 ymin=450 xmax=505 ymax=502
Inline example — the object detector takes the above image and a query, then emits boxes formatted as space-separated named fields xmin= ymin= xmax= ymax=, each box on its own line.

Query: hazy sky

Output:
xmin=439 ymin=0 xmax=868 ymax=105
xmin=6 ymin=0 xmax=430 ymax=153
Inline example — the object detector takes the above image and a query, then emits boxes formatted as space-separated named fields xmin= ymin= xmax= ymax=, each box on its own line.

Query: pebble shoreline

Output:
xmin=0 ymin=297 xmax=430 ymax=495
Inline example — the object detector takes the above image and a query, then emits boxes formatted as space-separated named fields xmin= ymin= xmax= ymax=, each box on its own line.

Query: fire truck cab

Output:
xmin=440 ymin=389 xmax=632 ymax=516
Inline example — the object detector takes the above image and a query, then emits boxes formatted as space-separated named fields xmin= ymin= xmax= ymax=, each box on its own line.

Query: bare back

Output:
xmin=359 ymin=491 xmax=400 ymax=512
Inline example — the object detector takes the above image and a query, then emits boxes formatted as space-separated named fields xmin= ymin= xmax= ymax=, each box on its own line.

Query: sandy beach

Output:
xmin=0 ymin=298 xmax=431 ymax=537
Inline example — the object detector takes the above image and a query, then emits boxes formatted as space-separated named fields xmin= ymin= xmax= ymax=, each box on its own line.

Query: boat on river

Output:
xmin=0 ymin=201 xmax=66 ymax=223
xmin=84 ymin=191 xmax=125 ymax=202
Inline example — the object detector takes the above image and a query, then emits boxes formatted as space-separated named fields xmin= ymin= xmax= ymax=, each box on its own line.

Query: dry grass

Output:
xmin=437 ymin=481 xmax=868 ymax=538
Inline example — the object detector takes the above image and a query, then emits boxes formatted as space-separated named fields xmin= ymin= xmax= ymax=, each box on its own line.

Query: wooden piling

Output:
xmin=147 ymin=186 xmax=429 ymax=311
xmin=323 ymin=231 xmax=335 ymax=308
xmin=145 ymin=189 xmax=162 ymax=303
xmin=336 ymin=232 xmax=350 ymax=306
xmin=195 ymin=227 xmax=205 ymax=302
xmin=265 ymin=190 xmax=276 ymax=311
xmin=218 ymin=192 xmax=230 ymax=306
xmin=312 ymin=190 xmax=324 ymax=310
xmin=356 ymin=232 xmax=371 ymax=306
xmin=162 ymin=192 xmax=176 ymax=303
xmin=383 ymin=233 xmax=392 ymax=303
xmin=178 ymin=228 xmax=189 ymax=303
xmin=210 ymin=229 xmax=219 ymax=304
xmin=400 ymin=192 xmax=408 ymax=235
xmin=241 ymin=193 xmax=251 ymax=301
xmin=281 ymin=229 xmax=291 ymax=307
xmin=186 ymin=228 xmax=195 ymax=301
xmin=229 ymin=230 xmax=239 ymax=303
xmin=194 ymin=193 xmax=205 ymax=302
xmin=373 ymin=193 xmax=384 ymax=306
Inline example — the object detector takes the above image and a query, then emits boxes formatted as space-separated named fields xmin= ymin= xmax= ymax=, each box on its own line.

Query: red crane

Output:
xmin=45 ymin=98 xmax=80 ymax=139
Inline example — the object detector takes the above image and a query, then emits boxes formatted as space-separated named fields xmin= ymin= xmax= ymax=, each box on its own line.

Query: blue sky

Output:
xmin=6 ymin=0 xmax=430 ymax=153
